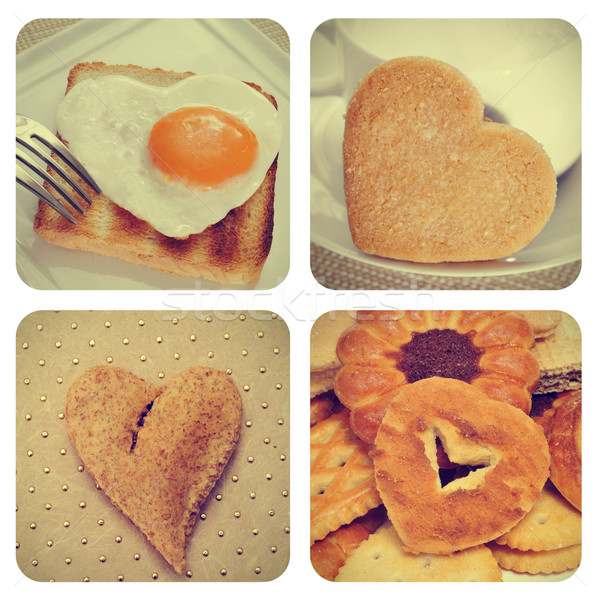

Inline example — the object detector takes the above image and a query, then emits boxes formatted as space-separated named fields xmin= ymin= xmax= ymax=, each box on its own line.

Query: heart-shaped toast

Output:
xmin=343 ymin=57 xmax=557 ymax=262
xmin=66 ymin=365 xmax=242 ymax=573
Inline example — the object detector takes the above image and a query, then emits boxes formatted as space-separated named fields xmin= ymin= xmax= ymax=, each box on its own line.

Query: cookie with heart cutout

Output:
xmin=65 ymin=365 xmax=242 ymax=574
xmin=343 ymin=56 xmax=557 ymax=263
xmin=370 ymin=377 xmax=550 ymax=555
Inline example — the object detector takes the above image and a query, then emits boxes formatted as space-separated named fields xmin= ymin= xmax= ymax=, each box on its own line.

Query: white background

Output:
xmin=4 ymin=0 xmax=599 ymax=598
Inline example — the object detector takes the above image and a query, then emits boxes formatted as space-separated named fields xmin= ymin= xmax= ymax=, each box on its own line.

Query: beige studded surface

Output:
xmin=16 ymin=311 xmax=290 ymax=582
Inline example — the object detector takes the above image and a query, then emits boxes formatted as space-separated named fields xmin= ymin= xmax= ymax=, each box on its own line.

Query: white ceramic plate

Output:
xmin=310 ymin=21 xmax=581 ymax=279
xmin=16 ymin=19 xmax=290 ymax=290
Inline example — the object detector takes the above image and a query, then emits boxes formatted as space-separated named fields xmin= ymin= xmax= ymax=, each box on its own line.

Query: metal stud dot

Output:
xmin=255 ymin=567 xmax=262 ymax=575
xmin=152 ymin=573 xmax=158 ymax=580
xmin=134 ymin=553 xmax=141 ymax=561
xmin=220 ymin=569 xmax=227 ymax=576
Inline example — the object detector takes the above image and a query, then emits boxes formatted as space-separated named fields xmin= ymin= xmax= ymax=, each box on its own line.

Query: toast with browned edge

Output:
xmin=34 ymin=62 xmax=278 ymax=286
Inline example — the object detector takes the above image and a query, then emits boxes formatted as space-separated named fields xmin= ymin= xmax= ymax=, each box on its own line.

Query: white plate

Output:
xmin=310 ymin=26 xmax=581 ymax=280
xmin=16 ymin=19 xmax=290 ymax=290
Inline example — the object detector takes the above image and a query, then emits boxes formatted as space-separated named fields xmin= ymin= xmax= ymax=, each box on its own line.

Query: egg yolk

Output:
xmin=148 ymin=106 xmax=258 ymax=187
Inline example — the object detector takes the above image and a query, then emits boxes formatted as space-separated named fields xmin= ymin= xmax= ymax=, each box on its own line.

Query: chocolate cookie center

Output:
xmin=397 ymin=329 xmax=482 ymax=383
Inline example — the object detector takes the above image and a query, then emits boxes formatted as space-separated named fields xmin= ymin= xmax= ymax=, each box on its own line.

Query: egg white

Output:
xmin=56 ymin=74 xmax=282 ymax=238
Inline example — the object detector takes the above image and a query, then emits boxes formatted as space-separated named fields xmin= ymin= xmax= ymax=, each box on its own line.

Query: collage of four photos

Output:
xmin=13 ymin=14 xmax=588 ymax=587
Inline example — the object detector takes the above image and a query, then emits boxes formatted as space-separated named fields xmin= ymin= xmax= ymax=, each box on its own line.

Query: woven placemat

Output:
xmin=311 ymin=243 xmax=581 ymax=290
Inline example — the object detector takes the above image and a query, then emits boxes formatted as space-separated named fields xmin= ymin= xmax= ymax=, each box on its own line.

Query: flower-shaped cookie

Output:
xmin=334 ymin=310 xmax=539 ymax=443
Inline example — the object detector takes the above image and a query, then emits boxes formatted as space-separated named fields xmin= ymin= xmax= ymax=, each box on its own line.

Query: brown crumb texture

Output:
xmin=65 ymin=365 xmax=243 ymax=573
xmin=343 ymin=57 xmax=557 ymax=263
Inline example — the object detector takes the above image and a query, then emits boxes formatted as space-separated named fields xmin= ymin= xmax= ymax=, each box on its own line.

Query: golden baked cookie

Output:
xmin=310 ymin=311 xmax=356 ymax=397
xmin=66 ymin=365 xmax=242 ymax=574
xmin=488 ymin=541 xmax=581 ymax=575
xmin=336 ymin=522 xmax=503 ymax=582
xmin=516 ymin=310 xmax=563 ymax=339
xmin=343 ymin=56 xmax=556 ymax=263
xmin=334 ymin=310 xmax=539 ymax=443
xmin=310 ymin=507 xmax=386 ymax=581
xmin=371 ymin=378 xmax=550 ymax=555
xmin=532 ymin=313 xmax=581 ymax=394
xmin=310 ymin=409 xmax=381 ymax=544
xmin=548 ymin=390 xmax=582 ymax=510
xmin=494 ymin=482 xmax=581 ymax=551
xmin=310 ymin=391 xmax=337 ymax=426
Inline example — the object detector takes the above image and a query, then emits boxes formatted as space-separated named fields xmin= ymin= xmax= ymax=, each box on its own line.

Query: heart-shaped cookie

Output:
xmin=66 ymin=365 xmax=242 ymax=573
xmin=343 ymin=57 xmax=557 ymax=262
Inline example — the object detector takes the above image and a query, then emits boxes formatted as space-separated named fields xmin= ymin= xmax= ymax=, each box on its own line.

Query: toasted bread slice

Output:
xmin=66 ymin=365 xmax=243 ymax=573
xmin=34 ymin=62 xmax=278 ymax=286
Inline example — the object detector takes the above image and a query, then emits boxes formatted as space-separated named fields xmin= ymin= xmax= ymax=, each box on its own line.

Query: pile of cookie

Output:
xmin=310 ymin=311 xmax=581 ymax=582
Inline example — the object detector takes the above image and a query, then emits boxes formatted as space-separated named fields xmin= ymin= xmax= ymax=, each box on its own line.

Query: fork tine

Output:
xmin=16 ymin=137 xmax=94 ymax=207
xmin=18 ymin=117 xmax=102 ymax=194
xmin=17 ymin=147 xmax=86 ymax=214
xmin=17 ymin=163 xmax=77 ymax=224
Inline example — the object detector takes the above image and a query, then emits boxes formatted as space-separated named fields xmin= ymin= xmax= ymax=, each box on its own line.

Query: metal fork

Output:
xmin=16 ymin=114 xmax=101 ymax=223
